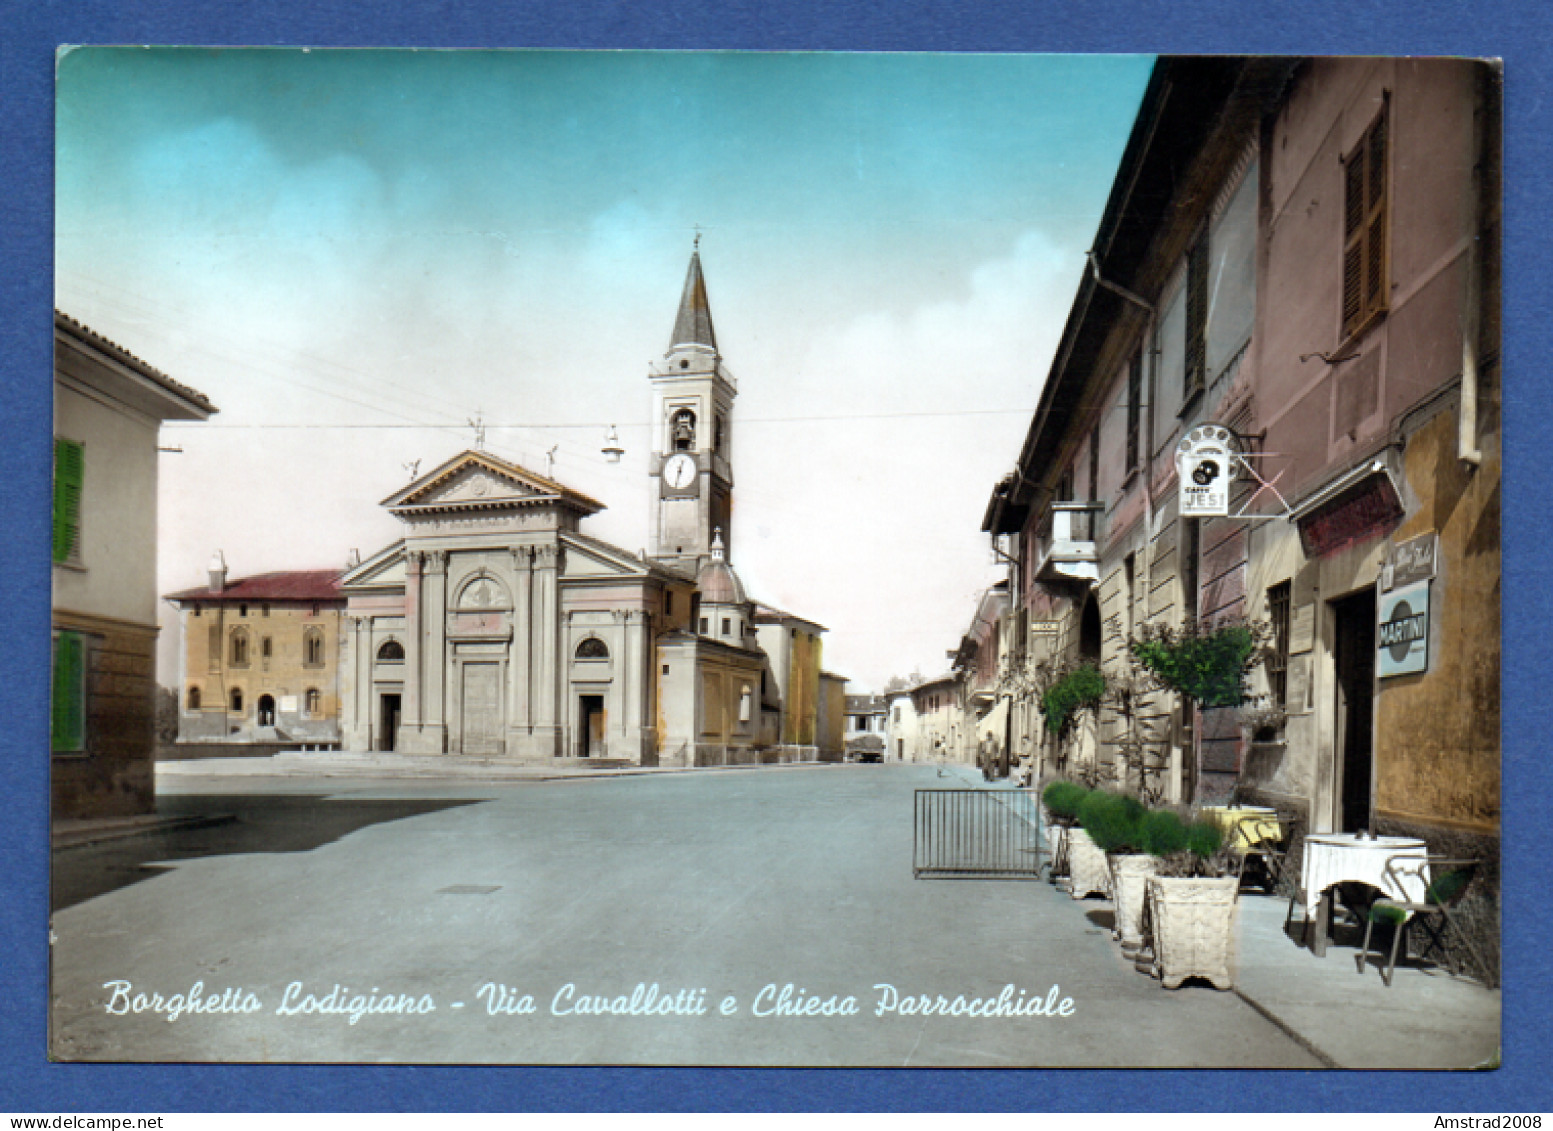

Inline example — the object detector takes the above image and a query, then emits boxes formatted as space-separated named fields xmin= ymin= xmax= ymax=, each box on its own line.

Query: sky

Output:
xmin=55 ymin=47 xmax=1155 ymax=692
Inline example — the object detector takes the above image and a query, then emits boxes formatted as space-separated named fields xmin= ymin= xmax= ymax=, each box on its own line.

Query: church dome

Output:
xmin=695 ymin=529 xmax=747 ymax=606
xmin=696 ymin=558 xmax=747 ymax=606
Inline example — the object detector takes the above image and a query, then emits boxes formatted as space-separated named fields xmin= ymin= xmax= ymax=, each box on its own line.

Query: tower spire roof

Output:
xmin=669 ymin=242 xmax=718 ymax=354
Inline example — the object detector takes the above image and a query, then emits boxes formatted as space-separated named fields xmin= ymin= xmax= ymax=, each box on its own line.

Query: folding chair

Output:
xmin=1239 ymin=812 xmax=1299 ymax=896
xmin=1046 ymin=820 xmax=1072 ymax=883
xmin=1356 ymin=856 xmax=1495 ymax=988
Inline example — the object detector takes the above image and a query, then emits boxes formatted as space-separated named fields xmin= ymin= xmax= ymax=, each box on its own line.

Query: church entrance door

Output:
xmin=580 ymin=694 xmax=605 ymax=757
xmin=461 ymin=662 xmax=502 ymax=755
xmin=378 ymin=693 xmax=400 ymax=752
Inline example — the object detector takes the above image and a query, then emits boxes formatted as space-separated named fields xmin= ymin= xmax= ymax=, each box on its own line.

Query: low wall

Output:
xmin=161 ymin=740 xmax=340 ymax=761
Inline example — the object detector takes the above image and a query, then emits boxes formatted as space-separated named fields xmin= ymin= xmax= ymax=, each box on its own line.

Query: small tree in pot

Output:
xmin=1129 ymin=618 xmax=1270 ymax=709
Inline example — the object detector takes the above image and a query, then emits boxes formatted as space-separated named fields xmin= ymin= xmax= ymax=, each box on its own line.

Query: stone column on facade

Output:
xmin=623 ymin=608 xmax=646 ymax=762
xmin=604 ymin=609 xmax=624 ymax=759
xmin=358 ymin=614 xmax=375 ymax=752
xmin=530 ymin=542 xmax=563 ymax=755
xmin=344 ymin=614 xmax=362 ymax=750
xmin=401 ymin=550 xmax=423 ymax=736
xmin=564 ymin=609 xmax=580 ymax=757
xmin=507 ymin=545 xmax=533 ymax=753
xmin=422 ymin=550 xmax=449 ymax=752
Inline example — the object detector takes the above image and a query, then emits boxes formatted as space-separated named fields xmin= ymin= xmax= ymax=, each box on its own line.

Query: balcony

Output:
xmin=1035 ymin=501 xmax=1103 ymax=584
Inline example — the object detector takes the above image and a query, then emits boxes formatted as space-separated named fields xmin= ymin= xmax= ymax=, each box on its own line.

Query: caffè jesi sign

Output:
xmin=1175 ymin=424 xmax=1239 ymax=517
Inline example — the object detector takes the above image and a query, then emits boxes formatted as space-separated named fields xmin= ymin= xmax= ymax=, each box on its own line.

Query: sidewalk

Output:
xmin=1232 ymin=889 xmax=1500 ymax=1069
xmin=993 ymin=782 xmax=1499 ymax=1068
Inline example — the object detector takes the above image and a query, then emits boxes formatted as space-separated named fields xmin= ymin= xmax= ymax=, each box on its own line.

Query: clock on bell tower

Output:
xmin=648 ymin=239 xmax=736 ymax=568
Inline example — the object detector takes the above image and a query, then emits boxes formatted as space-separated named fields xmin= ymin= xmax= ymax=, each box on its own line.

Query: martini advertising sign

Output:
xmin=1377 ymin=579 xmax=1430 ymax=678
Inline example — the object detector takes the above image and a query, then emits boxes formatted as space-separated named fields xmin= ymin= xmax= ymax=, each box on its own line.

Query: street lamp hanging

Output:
xmin=601 ymin=425 xmax=625 ymax=463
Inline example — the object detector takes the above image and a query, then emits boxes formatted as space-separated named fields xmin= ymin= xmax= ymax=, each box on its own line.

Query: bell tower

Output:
xmin=649 ymin=238 xmax=736 ymax=569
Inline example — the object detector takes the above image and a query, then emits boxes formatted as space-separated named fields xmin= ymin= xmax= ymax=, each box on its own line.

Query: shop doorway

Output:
xmin=378 ymin=693 xmax=401 ymax=752
xmin=1332 ymin=588 xmax=1377 ymax=832
xmin=579 ymin=695 xmax=605 ymax=757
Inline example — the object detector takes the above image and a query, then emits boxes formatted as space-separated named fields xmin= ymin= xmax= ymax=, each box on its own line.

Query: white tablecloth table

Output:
xmin=1299 ymin=834 xmax=1428 ymax=955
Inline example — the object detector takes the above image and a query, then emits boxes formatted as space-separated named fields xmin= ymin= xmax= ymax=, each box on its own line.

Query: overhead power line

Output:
xmin=164 ymin=408 xmax=1035 ymax=429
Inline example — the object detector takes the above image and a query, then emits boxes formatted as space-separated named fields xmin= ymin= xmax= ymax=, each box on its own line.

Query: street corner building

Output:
xmin=52 ymin=312 xmax=216 ymax=818
xmin=164 ymin=559 xmax=347 ymax=753
xmin=979 ymin=59 xmax=1500 ymax=964
xmin=319 ymin=246 xmax=842 ymax=766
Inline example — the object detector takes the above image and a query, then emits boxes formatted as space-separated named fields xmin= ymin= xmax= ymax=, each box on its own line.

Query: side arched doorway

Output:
xmin=257 ymin=694 xmax=276 ymax=727
xmin=1079 ymin=591 xmax=1103 ymax=665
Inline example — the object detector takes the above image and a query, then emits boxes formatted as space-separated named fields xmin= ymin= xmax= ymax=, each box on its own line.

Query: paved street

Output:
xmin=54 ymin=764 xmax=1329 ymax=1066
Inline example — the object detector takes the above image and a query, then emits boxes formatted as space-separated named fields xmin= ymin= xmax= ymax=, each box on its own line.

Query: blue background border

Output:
xmin=4 ymin=0 xmax=1548 ymax=1113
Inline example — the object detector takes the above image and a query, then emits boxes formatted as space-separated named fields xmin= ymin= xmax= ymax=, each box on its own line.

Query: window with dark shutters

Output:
xmin=1342 ymin=102 xmax=1389 ymax=339
xmin=52 ymin=439 xmax=84 ymax=565
xmin=1267 ymin=581 xmax=1292 ymax=708
xmin=1184 ymin=234 xmax=1208 ymax=400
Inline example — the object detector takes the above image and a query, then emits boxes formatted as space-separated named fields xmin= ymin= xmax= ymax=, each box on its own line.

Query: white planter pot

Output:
xmin=1107 ymin=854 xmax=1159 ymax=952
xmin=1067 ymin=828 xmax=1113 ymax=900
xmin=1043 ymin=817 xmax=1072 ymax=881
xmin=1146 ymin=875 xmax=1240 ymax=990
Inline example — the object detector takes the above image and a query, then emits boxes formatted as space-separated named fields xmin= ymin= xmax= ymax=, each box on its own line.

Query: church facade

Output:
xmin=337 ymin=247 xmax=839 ymax=766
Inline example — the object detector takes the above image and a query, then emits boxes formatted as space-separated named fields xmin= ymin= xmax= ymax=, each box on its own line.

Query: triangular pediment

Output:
xmin=561 ymin=533 xmax=654 ymax=579
xmin=342 ymin=541 xmax=407 ymax=590
xmin=381 ymin=450 xmax=603 ymax=516
xmin=418 ymin=464 xmax=544 ymax=507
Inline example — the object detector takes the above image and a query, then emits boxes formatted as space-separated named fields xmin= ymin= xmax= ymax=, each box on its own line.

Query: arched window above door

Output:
xmin=575 ymin=637 xmax=609 ymax=660
xmin=377 ymin=639 xmax=405 ymax=662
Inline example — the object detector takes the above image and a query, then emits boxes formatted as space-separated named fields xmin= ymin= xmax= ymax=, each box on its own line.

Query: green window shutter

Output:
xmin=51 ymin=631 xmax=86 ymax=752
xmin=52 ymin=439 xmax=84 ymax=564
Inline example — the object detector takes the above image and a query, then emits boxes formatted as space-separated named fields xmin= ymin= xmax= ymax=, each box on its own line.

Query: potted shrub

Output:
xmin=1040 ymin=780 xmax=1089 ymax=884
xmin=1143 ymin=814 xmax=1242 ymax=990
xmin=1078 ymin=790 xmax=1156 ymax=952
xmin=1062 ymin=786 xmax=1114 ymax=902
xmin=1042 ymin=779 xmax=1089 ymax=824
